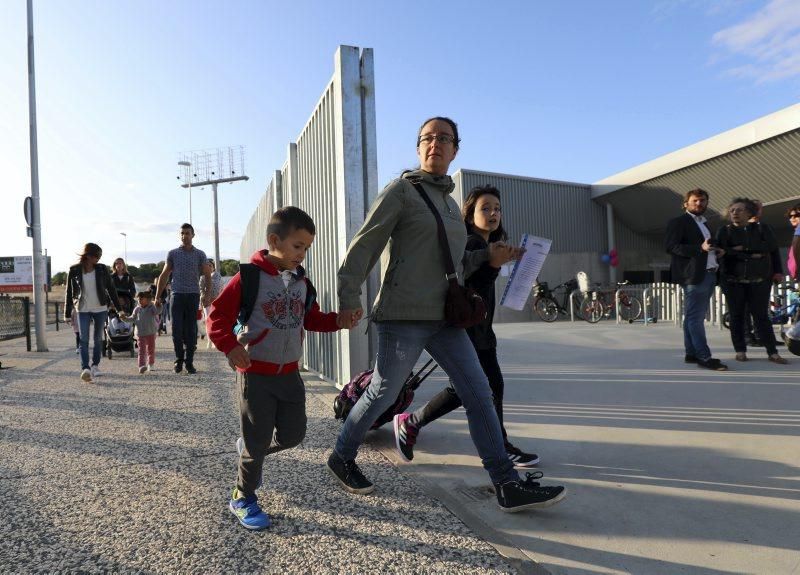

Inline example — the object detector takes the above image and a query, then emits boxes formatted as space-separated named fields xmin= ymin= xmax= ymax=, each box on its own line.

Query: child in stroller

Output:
xmin=104 ymin=309 xmax=136 ymax=359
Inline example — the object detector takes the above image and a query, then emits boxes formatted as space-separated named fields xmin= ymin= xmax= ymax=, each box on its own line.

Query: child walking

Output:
xmin=207 ymin=206 xmax=352 ymax=531
xmin=127 ymin=291 xmax=160 ymax=374
xmin=393 ymin=185 xmax=539 ymax=467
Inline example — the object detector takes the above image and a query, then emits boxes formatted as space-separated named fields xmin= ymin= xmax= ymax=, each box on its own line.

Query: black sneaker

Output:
xmin=506 ymin=444 xmax=540 ymax=468
xmin=326 ymin=451 xmax=374 ymax=494
xmin=173 ymin=360 xmax=183 ymax=374
xmin=684 ymin=354 xmax=698 ymax=363
xmin=392 ymin=413 xmax=419 ymax=462
xmin=185 ymin=362 xmax=197 ymax=374
xmin=495 ymin=471 xmax=566 ymax=513
xmin=697 ymin=357 xmax=728 ymax=371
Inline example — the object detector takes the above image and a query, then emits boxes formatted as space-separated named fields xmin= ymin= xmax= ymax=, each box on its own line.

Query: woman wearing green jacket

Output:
xmin=326 ymin=117 xmax=566 ymax=513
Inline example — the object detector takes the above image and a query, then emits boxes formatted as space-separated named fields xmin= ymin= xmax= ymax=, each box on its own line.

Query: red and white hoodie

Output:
xmin=207 ymin=250 xmax=340 ymax=375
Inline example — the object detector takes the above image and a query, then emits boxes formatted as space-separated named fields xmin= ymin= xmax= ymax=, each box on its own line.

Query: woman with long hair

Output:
xmin=111 ymin=257 xmax=136 ymax=314
xmin=328 ymin=117 xmax=566 ymax=512
xmin=64 ymin=243 xmax=120 ymax=382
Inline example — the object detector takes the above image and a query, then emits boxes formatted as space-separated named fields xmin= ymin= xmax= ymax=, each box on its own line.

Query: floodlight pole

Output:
xmin=212 ymin=182 xmax=220 ymax=271
xmin=178 ymin=160 xmax=192 ymax=224
xmin=27 ymin=0 xmax=47 ymax=351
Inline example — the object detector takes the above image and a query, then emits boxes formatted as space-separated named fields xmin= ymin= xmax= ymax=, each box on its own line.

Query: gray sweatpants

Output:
xmin=237 ymin=370 xmax=306 ymax=497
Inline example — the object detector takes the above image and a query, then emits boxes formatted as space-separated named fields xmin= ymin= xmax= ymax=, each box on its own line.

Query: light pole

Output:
xmin=178 ymin=160 xmax=192 ymax=224
xmin=120 ymin=232 xmax=127 ymax=262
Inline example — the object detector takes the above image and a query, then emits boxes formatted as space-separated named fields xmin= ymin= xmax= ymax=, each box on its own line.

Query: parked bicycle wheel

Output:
xmin=581 ymin=298 xmax=603 ymax=323
xmin=534 ymin=296 xmax=559 ymax=322
xmin=619 ymin=295 xmax=643 ymax=322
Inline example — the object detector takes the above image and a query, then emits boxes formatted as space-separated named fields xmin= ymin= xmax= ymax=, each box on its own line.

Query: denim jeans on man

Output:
xmin=683 ymin=270 xmax=716 ymax=360
xmin=170 ymin=292 xmax=200 ymax=363
xmin=77 ymin=311 xmax=108 ymax=370
xmin=334 ymin=320 xmax=518 ymax=485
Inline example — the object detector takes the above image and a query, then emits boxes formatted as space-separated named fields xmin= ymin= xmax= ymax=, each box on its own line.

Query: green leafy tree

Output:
xmin=220 ymin=259 xmax=240 ymax=277
xmin=51 ymin=271 xmax=67 ymax=285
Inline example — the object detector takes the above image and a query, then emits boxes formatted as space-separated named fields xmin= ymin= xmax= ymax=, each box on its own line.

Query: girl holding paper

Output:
xmin=393 ymin=185 xmax=540 ymax=468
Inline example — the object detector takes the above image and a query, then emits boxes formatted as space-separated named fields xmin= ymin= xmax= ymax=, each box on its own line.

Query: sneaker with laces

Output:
xmin=393 ymin=413 xmax=419 ymax=462
xmin=138 ymin=365 xmax=147 ymax=374
xmin=327 ymin=451 xmax=374 ymax=494
xmin=506 ymin=444 xmax=540 ymax=468
xmin=228 ymin=489 xmax=270 ymax=530
xmin=495 ymin=471 xmax=567 ymax=512
xmin=90 ymin=365 xmax=102 ymax=379
xmin=80 ymin=368 xmax=92 ymax=383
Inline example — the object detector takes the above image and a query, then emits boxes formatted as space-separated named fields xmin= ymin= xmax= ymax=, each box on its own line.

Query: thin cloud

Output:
xmin=712 ymin=0 xmax=800 ymax=82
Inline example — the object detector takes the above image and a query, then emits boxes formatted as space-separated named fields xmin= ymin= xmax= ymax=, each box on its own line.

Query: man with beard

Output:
xmin=665 ymin=189 xmax=728 ymax=371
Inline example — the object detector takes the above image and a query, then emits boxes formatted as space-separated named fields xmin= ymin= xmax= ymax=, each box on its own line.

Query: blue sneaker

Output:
xmin=229 ymin=489 xmax=270 ymax=530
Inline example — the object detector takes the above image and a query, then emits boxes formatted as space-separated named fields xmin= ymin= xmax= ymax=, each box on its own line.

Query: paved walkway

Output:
xmin=0 ymin=329 xmax=517 ymax=574
xmin=2 ymin=321 xmax=799 ymax=574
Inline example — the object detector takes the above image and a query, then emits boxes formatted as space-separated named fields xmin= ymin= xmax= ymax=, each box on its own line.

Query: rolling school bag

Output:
xmin=333 ymin=359 xmax=437 ymax=430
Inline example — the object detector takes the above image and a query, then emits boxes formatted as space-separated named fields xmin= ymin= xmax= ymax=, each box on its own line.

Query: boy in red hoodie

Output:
xmin=208 ymin=206 xmax=353 ymax=530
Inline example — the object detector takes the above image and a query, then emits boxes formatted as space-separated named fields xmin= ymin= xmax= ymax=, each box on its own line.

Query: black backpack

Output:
xmin=235 ymin=263 xmax=317 ymax=333
xmin=333 ymin=359 xmax=437 ymax=429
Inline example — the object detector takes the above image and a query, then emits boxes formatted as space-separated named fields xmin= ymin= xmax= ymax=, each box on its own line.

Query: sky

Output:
xmin=2 ymin=0 xmax=799 ymax=276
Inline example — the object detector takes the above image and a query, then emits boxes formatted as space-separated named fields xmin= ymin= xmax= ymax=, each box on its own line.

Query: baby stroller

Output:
xmin=104 ymin=309 xmax=136 ymax=359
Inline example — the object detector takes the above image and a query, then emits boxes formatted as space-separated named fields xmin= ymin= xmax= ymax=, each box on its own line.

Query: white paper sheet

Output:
xmin=500 ymin=234 xmax=552 ymax=311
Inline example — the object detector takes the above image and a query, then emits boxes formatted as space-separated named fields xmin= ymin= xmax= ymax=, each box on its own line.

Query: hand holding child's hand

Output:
xmin=337 ymin=308 xmax=363 ymax=329
xmin=227 ymin=345 xmax=251 ymax=369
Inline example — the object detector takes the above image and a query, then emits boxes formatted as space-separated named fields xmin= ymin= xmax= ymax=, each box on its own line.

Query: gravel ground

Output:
xmin=0 ymin=330 xmax=517 ymax=574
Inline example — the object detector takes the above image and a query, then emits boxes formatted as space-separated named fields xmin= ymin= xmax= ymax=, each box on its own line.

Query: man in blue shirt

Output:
xmin=155 ymin=223 xmax=212 ymax=374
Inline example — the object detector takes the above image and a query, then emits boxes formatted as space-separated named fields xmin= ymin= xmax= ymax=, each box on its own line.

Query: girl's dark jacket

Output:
xmin=464 ymin=233 xmax=501 ymax=351
xmin=64 ymin=263 xmax=121 ymax=320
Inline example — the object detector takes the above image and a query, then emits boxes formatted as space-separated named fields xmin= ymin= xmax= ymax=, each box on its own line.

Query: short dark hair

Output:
xmin=180 ymin=223 xmax=195 ymax=234
xmin=267 ymin=206 xmax=315 ymax=239
xmin=462 ymin=185 xmax=507 ymax=243
xmin=785 ymin=203 xmax=800 ymax=217
xmin=136 ymin=291 xmax=152 ymax=300
xmin=417 ymin=117 xmax=460 ymax=150
xmin=684 ymin=188 xmax=709 ymax=203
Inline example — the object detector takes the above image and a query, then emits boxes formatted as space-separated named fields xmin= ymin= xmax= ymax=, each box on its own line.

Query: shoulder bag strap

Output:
xmin=411 ymin=182 xmax=458 ymax=283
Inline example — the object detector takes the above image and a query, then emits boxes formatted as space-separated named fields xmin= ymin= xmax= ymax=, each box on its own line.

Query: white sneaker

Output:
xmin=80 ymin=369 xmax=92 ymax=383
xmin=147 ymin=365 xmax=153 ymax=372
xmin=138 ymin=365 xmax=147 ymax=374
xmin=90 ymin=365 xmax=102 ymax=379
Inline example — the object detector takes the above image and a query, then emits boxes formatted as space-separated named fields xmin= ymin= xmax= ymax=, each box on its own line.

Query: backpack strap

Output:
xmin=303 ymin=276 xmax=318 ymax=314
xmin=238 ymin=263 xmax=261 ymax=325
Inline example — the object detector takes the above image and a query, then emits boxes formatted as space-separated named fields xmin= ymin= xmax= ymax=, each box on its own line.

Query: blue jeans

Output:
xmin=683 ymin=270 xmax=716 ymax=361
xmin=334 ymin=321 xmax=518 ymax=485
xmin=77 ymin=311 xmax=108 ymax=370
xmin=170 ymin=292 xmax=199 ymax=363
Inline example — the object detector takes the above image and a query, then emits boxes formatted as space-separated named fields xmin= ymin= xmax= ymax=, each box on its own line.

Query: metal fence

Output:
xmin=240 ymin=46 xmax=378 ymax=387
xmin=0 ymin=296 xmax=31 ymax=350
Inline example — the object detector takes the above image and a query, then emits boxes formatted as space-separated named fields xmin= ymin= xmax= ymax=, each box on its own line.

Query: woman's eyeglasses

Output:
xmin=790 ymin=213 xmax=800 ymax=218
xmin=418 ymin=134 xmax=455 ymax=145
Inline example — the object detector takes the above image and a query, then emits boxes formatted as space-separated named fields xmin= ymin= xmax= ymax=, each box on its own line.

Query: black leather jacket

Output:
xmin=64 ymin=263 xmax=121 ymax=320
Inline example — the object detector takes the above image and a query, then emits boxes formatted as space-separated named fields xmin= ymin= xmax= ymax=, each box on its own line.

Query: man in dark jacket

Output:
xmin=665 ymin=189 xmax=728 ymax=371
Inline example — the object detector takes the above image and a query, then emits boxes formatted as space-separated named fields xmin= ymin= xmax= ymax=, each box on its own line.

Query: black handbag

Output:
xmin=411 ymin=182 xmax=487 ymax=328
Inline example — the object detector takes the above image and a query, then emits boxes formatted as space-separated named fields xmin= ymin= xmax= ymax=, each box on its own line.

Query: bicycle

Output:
xmin=532 ymin=279 xmax=581 ymax=322
xmin=581 ymin=281 xmax=643 ymax=324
